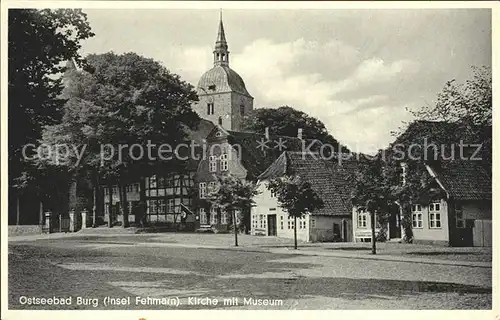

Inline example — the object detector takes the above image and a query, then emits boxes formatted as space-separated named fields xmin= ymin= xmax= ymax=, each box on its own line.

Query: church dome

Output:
xmin=197 ymin=65 xmax=251 ymax=97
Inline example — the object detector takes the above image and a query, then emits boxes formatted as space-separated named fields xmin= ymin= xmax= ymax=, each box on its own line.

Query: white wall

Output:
xmin=352 ymin=207 xmax=384 ymax=242
xmin=251 ymin=181 xmax=310 ymax=241
xmin=411 ymin=199 xmax=449 ymax=243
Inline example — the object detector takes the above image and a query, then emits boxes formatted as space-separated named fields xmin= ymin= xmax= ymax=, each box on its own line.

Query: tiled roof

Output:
xmin=429 ymin=160 xmax=492 ymax=201
xmin=393 ymin=120 xmax=491 ymax=145
xmin=226 ymin=130 xmax=320 ymax=180
xmin=258 ymin=151 xmax=362 ymax=216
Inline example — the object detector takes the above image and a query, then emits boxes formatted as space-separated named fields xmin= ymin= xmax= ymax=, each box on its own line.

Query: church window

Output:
xmin=199 ymin=182 xmax=207 ymax=199
xmin=207 ymin=103 xmax=214 ymax=115
xmin=220 ymin=153 xmax=229 ymax=171
xmin=199 ymin=208 xmax=207 ymax=225
xmin=209 ymin=155 xmax=217 ymax=172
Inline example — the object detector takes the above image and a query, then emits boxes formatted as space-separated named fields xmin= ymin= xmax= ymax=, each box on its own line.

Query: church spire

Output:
xmin=213 ymin=10 xmax=229 ymax=67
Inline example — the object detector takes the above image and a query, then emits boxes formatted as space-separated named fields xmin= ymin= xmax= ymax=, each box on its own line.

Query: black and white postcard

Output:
xmin=1 ymin=1 xmax=497 ymax=318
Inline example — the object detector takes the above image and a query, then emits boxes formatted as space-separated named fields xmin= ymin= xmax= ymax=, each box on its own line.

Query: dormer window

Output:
xmin=207 ymin=103 xmax=214 ymax=115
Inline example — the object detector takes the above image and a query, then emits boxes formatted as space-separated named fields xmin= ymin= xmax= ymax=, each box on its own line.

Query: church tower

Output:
xmin=193 ymin=12 xmax=253 ymax=132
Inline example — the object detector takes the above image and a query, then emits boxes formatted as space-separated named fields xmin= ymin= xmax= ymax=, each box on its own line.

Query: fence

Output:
xmin=473 ymin=219 xmax=492 ymax=247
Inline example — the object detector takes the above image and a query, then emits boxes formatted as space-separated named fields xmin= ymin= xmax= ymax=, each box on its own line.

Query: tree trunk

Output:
xmin=139 ymin=176 xmax=146 ymax=227
xmin=294 ymin=215 xmax=298 ymax=250
xmin=39 ymin=201 xmax=43 ymax=225
xmin=233 ymin=209 xmax=239 ymax=247
xmin=16 ymin=195 xmax=20 ymax=225
xmin=92 ymin=186 xmax=97 ymax=227
xmin=371 ymin=210 xmax=376 ymax=255
xmin=108 ymin=184 xmax=113 ymax=228
xmin=68 ymin=175 xmax=78 ymax=213
xmin=120 ymin=184 xmax=129 ymax=228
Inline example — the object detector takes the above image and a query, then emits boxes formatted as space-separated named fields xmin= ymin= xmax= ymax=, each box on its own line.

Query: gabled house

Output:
xmin=352 ymin=120 xmax=492 ymax=246
xmin=422 ymin=160 xmax=492 ymax=246
xmin=194 ymin=126 xmax=321 ymax=233
xmin=252 ymin=151 xmax=360 ymax=242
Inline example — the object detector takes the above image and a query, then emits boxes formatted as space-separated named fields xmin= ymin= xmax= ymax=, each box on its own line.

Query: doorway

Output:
xmin=389 ymin=211 xmax=402 ymax=239
xmin=267 ymin=214 xmax=277 ymax=236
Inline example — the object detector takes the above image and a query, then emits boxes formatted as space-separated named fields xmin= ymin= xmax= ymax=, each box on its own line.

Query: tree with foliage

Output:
xmin=39 ymin=52 xmax=200 ymax=227
xmin=351 ymin=153 xmax=440 ymax=252
xmin=241 ymin=106 xmax=350 ymax=153
xmin=267 ymin=176 xmax=324 ymax=249
xmin=8 ymin=9 xmax=94 ymax=223
xmin=353 ymin=66 xmax=491 ymax=246
xmin=406 ymin=66 xmax=492 ymax=166
xmin=411 ymin=66 xmax=491 ymax=128
xmin=207 ymin=174 xmax=259 ymax=246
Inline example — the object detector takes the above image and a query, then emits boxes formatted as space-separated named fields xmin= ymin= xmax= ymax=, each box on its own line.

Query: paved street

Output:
xmin=8 ymin=235 xmax=492 ymax=310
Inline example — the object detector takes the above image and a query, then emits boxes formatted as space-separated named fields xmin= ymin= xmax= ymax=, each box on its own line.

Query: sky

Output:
xmin=80 ymin=8 xmax=492 ymax=154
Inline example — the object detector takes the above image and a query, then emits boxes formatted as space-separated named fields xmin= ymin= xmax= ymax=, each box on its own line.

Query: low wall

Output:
xmin=8 ymin=225 xmax=43 ymax=237
xmin=412 ymin=239 xmax=449 ymax=246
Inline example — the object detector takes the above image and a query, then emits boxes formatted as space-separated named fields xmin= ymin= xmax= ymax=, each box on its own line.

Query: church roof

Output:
xmin=197 ymin=65 xmax=252 ymax=97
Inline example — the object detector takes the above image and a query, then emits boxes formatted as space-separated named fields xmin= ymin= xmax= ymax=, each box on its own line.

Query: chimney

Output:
xmin=297 ymin=128 xmax=303 ymax=140
xmin=265 ymin=127 xmax=270 ymax=140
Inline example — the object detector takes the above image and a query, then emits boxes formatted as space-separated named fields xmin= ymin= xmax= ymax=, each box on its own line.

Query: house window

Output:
xmin=280 ymin=216 xmax=284 ymax=230
xmin=156 ymin=199 xmax=165 ymax=214
xmin=166 ymin=199 xmax=174 ymax=213
xmin=207 ymin=103 xmax=214 ymax=115
xmin=208 ymin=85 xmax=216 ymax=91
xmin=240 ymin=105 xmax=245 ymax=117
xmin=200 ymin=208 xmax=208 ymax=225
xmin=104 ymin=188 xmax=109 ymax=196
xmin=429 ymin=201 xmax=442 ymax=228
xmin=210 ymin=207 xmax=218 ymax=224
xmin=259 ymin=214 xmax=267 ymax=229
xmin=209 ymin=156 xmax=217 ymax=172
xmin=455 ymin=203 xmax=465 ymax=228
xmin=411 ymin=204 xmax=423 ymax=228
xmin=221 ymin=211 xmax=227 ymax=224
xmin=311 ymin=218 xmax=316 ymax=228
xmin=270 ymin=190 xmax=276 ymax=198
xmin=199 ymin=182 xmax=206 ymax=199
xmin=357 ymin=209 xmax=368 ymax=228
xmin=218 ymin=116 xmax=223 ymax=126
xmin=220 ymin=153 xmax=228 ymax=171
